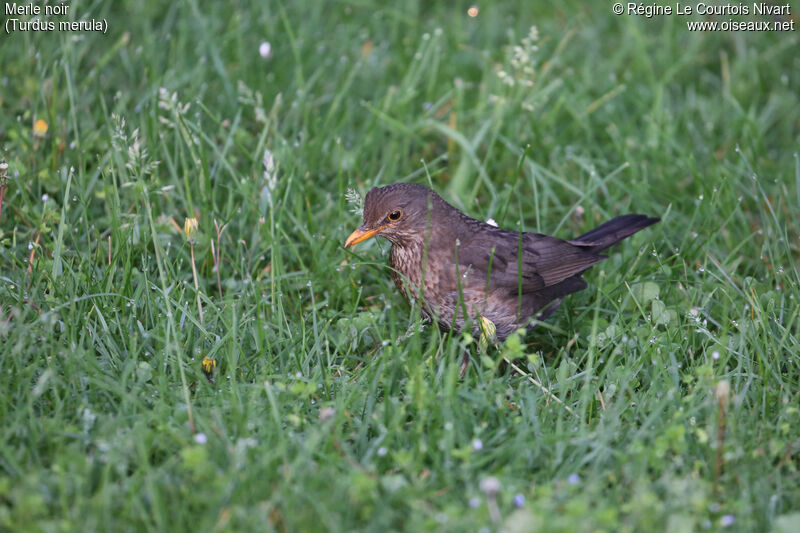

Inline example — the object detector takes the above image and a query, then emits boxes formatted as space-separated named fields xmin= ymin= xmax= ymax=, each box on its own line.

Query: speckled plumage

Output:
xmin=346 ymin=183 xmax=659 ymax=340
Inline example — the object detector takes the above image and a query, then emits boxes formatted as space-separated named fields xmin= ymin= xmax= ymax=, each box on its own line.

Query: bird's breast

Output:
xmin=389 ymin=243 xmax=423 ymax=300
xmin=390 ymin=239 xmax=469 ymax=321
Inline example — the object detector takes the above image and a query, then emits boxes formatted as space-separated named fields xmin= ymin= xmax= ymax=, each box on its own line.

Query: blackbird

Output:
xmin=344 ymin=183 xmax=659 ymax=343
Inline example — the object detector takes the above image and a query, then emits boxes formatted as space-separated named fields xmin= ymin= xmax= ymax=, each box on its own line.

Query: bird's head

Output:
xmin=344 ymin=183 xmax=438 ymax=248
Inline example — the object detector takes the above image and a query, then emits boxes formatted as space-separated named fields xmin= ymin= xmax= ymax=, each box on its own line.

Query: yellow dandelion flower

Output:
xmin=201 ymin=355 xmax=216 ymax=375
xmin=184 ymin=217 xmax=199 ymax=244
xmin=33 ymin=119 xmax=49 ymax=138
xmin=478 ymin=315 xmax=497 ymax=352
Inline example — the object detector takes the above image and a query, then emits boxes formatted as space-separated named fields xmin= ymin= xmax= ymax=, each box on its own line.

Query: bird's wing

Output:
xmin=453 ymin=225 xmax=604 ymax=294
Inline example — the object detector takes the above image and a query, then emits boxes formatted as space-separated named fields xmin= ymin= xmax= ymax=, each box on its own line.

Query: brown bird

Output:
xmin=344 ymin=183 xmax=658 ymax=344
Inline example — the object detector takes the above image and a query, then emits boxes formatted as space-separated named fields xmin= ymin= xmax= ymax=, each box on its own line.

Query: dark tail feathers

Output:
xmin=570 ymin=214 xmax=659 ymax=253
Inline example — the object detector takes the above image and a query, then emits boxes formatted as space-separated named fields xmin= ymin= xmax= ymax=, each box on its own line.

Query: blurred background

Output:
xmin=1 ymin=1 xmax=798 ymax=531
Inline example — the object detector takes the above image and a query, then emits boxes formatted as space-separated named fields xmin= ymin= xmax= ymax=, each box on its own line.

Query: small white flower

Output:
xmin=486 ymin=218 xmax=498 ymax=227
xmin=472 ymin=438 xmax=483 ymax=451
xmin=259 ymin=42 xmax=272 ymax=59
xmin=194 ymin=432 xmax=208 ymax=444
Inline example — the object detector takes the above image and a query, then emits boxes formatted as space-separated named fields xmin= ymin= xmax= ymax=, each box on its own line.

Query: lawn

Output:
xmin=1 ymin=1 xmax=798 ymax=531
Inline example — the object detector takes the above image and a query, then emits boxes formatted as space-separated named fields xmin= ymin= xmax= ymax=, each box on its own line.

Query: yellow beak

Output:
xmin=344 ymin=225 xmax=385 ymax=248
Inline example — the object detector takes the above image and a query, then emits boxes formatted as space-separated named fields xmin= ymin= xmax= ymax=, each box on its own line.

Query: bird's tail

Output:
xmin=570 ymin=214 xmax=659 ymax=253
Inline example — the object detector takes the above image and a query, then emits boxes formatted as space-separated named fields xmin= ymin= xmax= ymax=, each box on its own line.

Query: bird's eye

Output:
xmin=387 ymin=210 xmax=403 ymax=222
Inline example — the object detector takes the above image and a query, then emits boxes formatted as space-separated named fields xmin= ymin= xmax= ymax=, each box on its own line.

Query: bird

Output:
xmin=344 ymin=182 xmax=659 ymax=346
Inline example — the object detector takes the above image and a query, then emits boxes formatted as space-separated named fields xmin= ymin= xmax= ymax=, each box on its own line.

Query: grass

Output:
xmin=1 ymin=1 xmax=799 ymax=531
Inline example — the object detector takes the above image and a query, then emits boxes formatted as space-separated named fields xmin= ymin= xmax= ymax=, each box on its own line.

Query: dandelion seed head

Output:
xmin=319 ymin=406 xmax=335 ymax=423
xmin=480 ymin=476 xmax=501 ymax=496
xmin=715 ymin=380 xmax=730 ymax=402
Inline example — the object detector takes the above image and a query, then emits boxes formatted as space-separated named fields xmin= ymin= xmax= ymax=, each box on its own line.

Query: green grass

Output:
xmin=1 ymin=1 xmax=799 ymax=531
